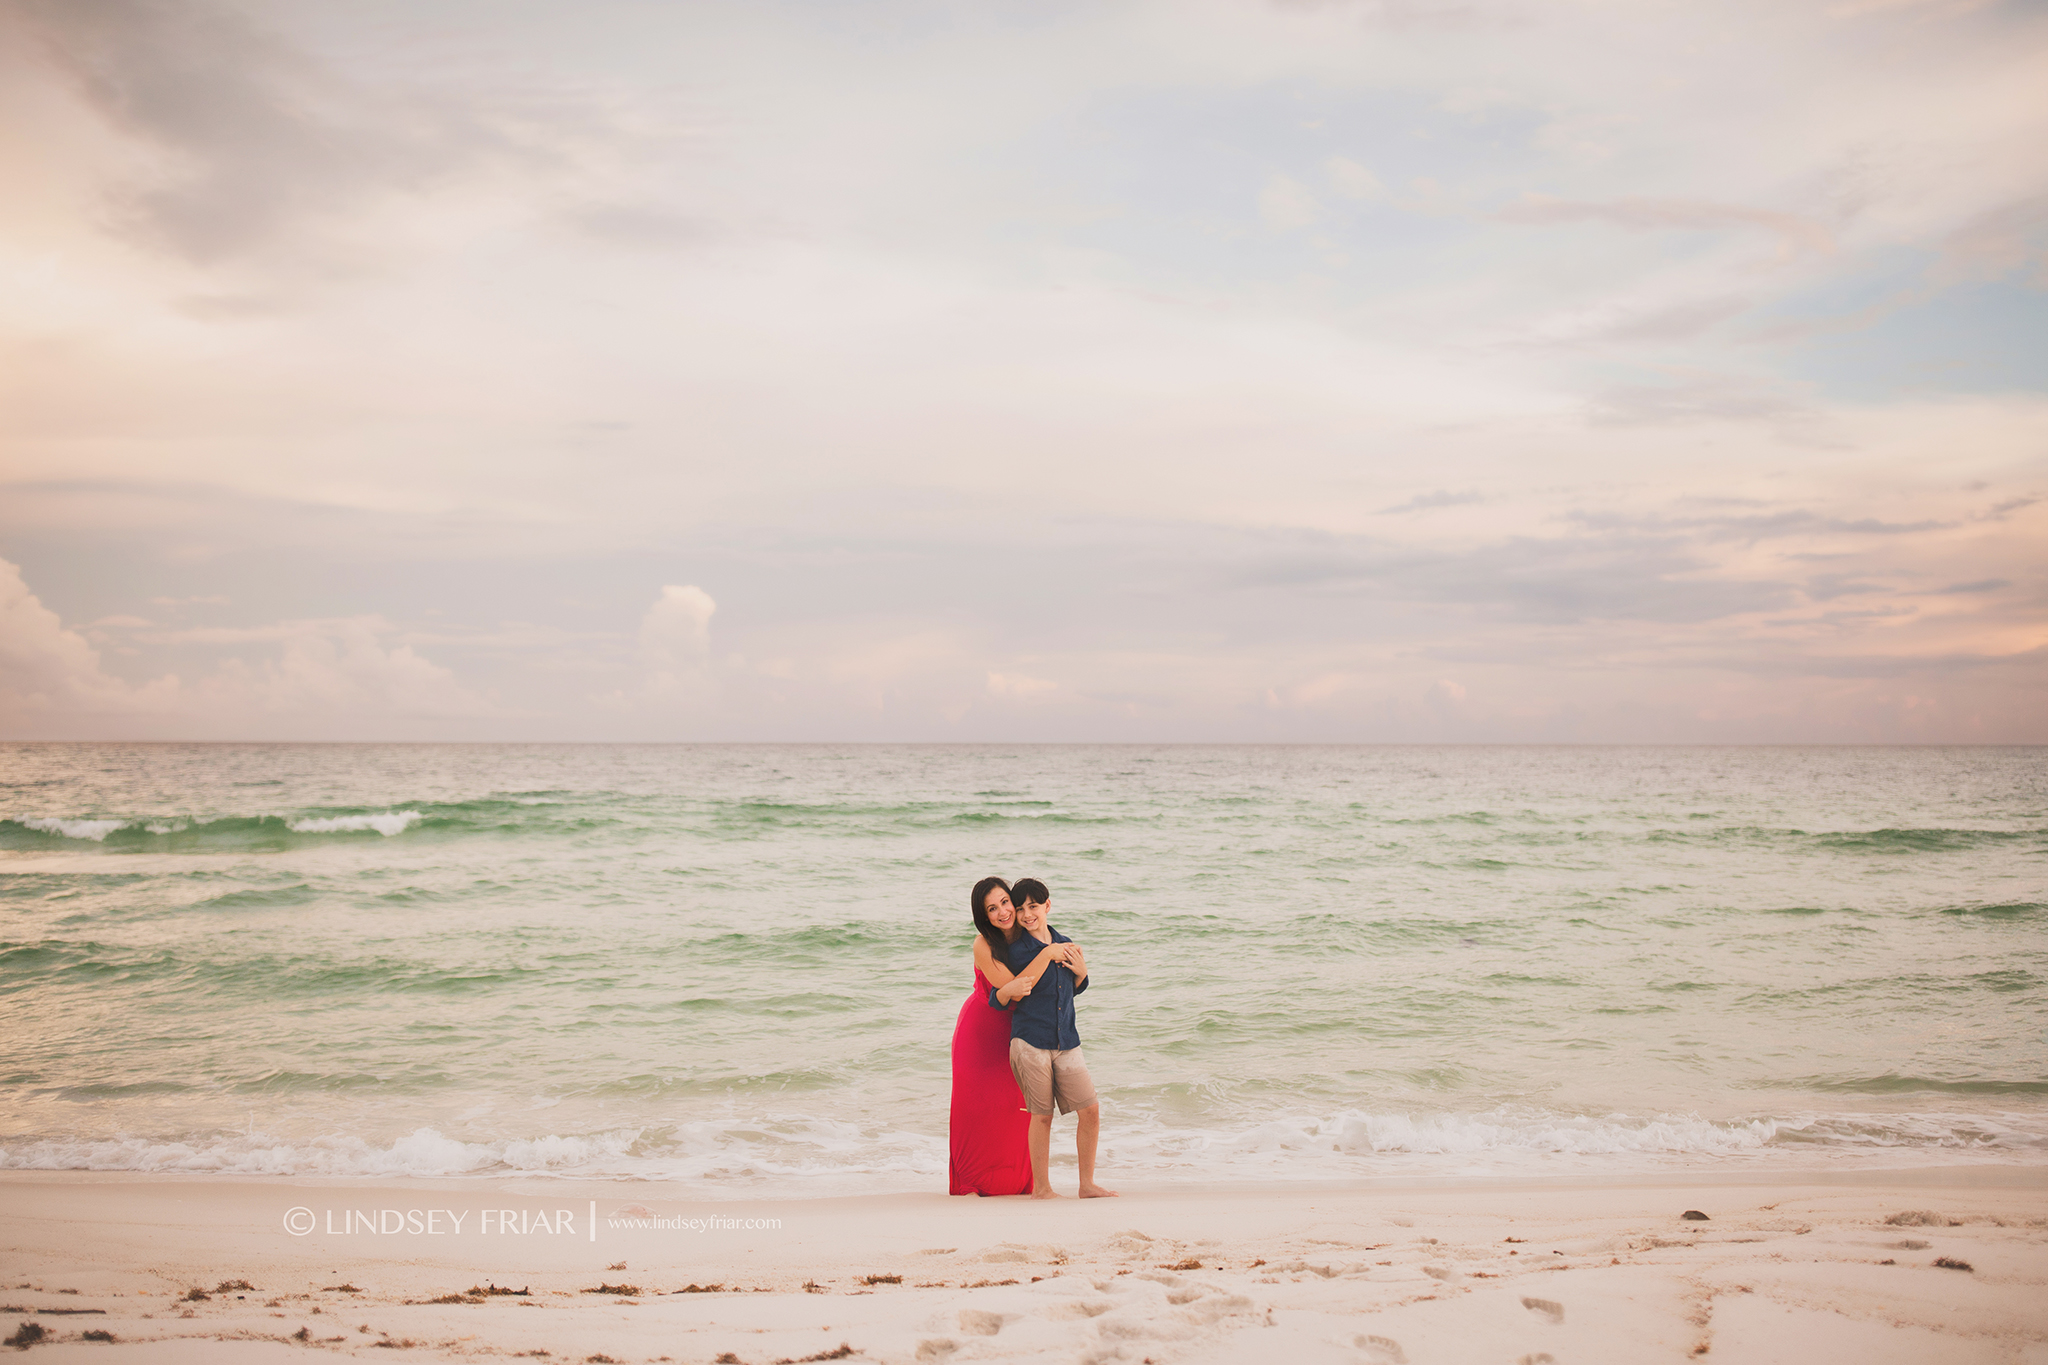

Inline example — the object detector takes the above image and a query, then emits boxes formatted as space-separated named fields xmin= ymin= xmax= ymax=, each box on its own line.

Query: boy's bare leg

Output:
xmin=1076 ymin=1103 xmax=1118 ymax=1198
xmin=1028 ymin=1114 xmax=1062 ymax=1198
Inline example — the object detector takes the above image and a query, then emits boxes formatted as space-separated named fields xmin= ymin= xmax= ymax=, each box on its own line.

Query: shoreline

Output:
xmin=9 ymin=1157 xmax=2048 ymax=1195
xmin=5 ymin=1167 xmax=2044 ymax=1361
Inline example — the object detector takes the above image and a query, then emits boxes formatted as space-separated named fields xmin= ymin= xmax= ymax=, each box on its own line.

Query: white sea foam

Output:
xmin=0 ymin=1127 xmax=645 ymax=1179
xmin=1101 ymin=1106 xmax=2048 ymax=1178
xmin=1112 ymin=1108 xmax=1784 ymax=1170
xmin=0 ymin=1119 xmax=945 ymax=1191
xmin=20 ymin=817 xmax=131 ymax=841
xmin=286 ymin=810 xmax=422 ymax=837
xmin=4 ymin=1107 xmax=2039 ymax=1187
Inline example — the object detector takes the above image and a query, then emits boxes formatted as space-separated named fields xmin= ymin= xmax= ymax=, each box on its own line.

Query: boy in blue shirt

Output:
xmin=989 ymin=878 xmax=1117 ymax=1199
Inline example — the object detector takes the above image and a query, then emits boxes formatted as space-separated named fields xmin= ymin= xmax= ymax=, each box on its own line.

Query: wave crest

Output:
xmin=286 ymin=811 xmax=421 ymax=837
xmin=2 ymin=808 xmax=426 ymax=847
xmin=20 ymin=817 xmax=129 ymax=841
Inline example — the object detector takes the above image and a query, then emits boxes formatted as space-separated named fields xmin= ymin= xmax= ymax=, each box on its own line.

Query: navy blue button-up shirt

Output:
xmin=987 ymin=926 xmax=1087 ymax=1051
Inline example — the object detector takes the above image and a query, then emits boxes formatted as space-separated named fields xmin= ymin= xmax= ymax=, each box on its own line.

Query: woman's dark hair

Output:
xmin=970 ymin=876 xmax=1013 ymax=960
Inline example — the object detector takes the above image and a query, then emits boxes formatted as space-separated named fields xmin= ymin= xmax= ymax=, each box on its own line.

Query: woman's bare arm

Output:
xmin=981 ymin=940 xmax=1066 ymax=1005
xmin=973 ymin=935 xmax=1016 ymax=987
xmin=999 ymin=942 xmax=1070 ymax=1002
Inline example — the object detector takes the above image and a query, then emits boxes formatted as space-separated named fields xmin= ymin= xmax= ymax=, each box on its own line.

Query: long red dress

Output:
xmin=948 ymin=967 xmax=1032 ymax=1195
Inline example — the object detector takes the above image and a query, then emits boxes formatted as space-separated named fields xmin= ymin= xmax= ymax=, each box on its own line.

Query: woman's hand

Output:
xmin=996 ymin=974 xmax=1037 ymax=1004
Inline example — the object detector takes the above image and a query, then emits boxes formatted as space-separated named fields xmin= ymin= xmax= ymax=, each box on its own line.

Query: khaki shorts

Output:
xmin=1009 ymin=1039 xmax=1099 ymax=1117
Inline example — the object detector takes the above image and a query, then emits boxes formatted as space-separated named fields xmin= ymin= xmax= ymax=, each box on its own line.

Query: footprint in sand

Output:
xmin=1518 ymin=1355 xmax=1557 ymax=1365
xmin=1521 ymin=1296 xmax=1565 ymax=1325
xmin=957 ymin=1309 xmax=1007 ymax=1336
xmin=915 ymin=1338 xmax=957 ymax=1360
xmin=1352 ymin=1333 xmax=1407 ymax=1364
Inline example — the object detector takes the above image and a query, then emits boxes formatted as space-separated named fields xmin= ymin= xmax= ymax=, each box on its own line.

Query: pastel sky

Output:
xmin=2 ymin=0 xmax=2044 ymax=741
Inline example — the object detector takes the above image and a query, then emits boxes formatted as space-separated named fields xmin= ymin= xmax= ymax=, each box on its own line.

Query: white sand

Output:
xmin=3 ymin=1169 xmax=2045 ymax=1362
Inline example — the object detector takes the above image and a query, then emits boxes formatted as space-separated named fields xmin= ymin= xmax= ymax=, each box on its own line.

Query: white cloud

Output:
xmin=0 ymin=555 xmax=150 ymax=711
xmin=598 ymin=584 xmax=723 ymax=713
xmin=639 ymin=584 xmax=716 ymax=659
xmin=1324 ymin=155 xmax=1382 ymax=201
xmin=199 ymin=617 xmax=493 ymax=718
xmin=0 ymin=556 xmax=494 ymax=735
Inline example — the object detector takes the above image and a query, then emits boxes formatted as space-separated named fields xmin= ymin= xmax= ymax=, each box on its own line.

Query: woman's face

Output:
xmin=983 ymin=887 xmax=1016 ymax=931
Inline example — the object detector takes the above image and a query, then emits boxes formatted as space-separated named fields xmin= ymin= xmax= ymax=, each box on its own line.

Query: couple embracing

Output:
xmin=948 ymin=876 xmax=1117 ymax=1199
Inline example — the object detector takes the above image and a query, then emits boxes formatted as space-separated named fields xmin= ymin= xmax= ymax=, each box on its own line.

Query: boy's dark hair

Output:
xmin=1012 ymin=877 xmax=1050 ymax=906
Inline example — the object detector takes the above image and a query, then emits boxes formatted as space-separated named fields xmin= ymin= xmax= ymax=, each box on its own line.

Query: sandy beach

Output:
xmin=4 ymin=1169 xmax=2045 ymax=1363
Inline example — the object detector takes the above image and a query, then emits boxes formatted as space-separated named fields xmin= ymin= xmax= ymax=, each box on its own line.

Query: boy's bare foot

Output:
xmin=1030 ymin=1188 xmax=1066 ymax=1200
xmin=1078 ymin=1183 xmax=1119 ymax=1198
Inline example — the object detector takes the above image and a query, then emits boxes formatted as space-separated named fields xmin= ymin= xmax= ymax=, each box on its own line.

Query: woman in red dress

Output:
xmin=949 ymin=876 xmax=1062 ymax=1196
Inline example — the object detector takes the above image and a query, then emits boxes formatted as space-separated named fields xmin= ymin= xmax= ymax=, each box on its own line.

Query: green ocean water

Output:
xmin=2 ymin=743 xmax=2044 ymax=1191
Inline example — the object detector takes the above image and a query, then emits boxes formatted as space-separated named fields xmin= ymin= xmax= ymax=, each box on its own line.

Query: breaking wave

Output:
xmin=1 ymin=808 xmax=430 ymax=848
xmin=285 ymin=811 xmax=421 ymax=837
xmin=5 ymin=1105 xmax=2043 ymax=1188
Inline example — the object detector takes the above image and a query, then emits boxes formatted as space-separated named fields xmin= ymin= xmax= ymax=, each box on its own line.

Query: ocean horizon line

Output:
xmin=5 ymin=739 xmax=2047 ymax=750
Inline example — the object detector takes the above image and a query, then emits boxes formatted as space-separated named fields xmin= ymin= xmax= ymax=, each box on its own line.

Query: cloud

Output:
xmin=1586 ymin=373 xmax=1816 ymax=428
xmin=0 ymin=555 xmax=145 ymax=711
xmin=1379 ymin=489 xmax=1483 ymax=514
xmin=5 ymin=0 xmax=547 ymax=273
xmin=1497 ymin=194 xmax=1835 ymax=262
xmin=1824 ymin=0 xmax=1998 ymax=24
xmin=1324 ymin=155 xmax=1382 ymax=201
xmin=201 ymin=617 xmax=493 ymax=718
xmin=639 ymin=584 xmax=717 ymax=659
xmin=1259 ymin=172 xmax=1320 ymax=230
xmin=1216 ymin=526 xmax=1798 ymax=625
xmin=1563 ymin=507 xmax=1952 ymax=543
xmin=987 ymin=670 xmax=1057 ymax=698
xmin=1 ymin=0 xmax=2044 ymax=742
xmin=560 ymin=201 xmax=718 ymax=251
xmin=1514 ymin=295 xmax=1750 ymax=348
xmin=1802 ymin=573 xmax=1891 ymax=602
xmin=613 ymin=584 xmax=722 ymax=709
xmin=0 ymin=556 xmax=495 ymax=735
xmin=1938 ymin=194 xmax=2048 ymax=285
